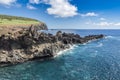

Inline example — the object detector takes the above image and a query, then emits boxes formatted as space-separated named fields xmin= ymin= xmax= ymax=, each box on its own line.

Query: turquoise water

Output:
xmin=0 ymin=30 xmax=120 ymax=80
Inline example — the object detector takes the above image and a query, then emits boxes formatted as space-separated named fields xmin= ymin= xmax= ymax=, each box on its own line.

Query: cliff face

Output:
xmin=13 ymin=22 xmax=48 ymax=30
xmin=0 ymin=22 xmax=48 ymax=35
xmin=30 ymin=23 xmax=48 ymax=30
xmin=0 ymin=26 xmax=104 ymax=66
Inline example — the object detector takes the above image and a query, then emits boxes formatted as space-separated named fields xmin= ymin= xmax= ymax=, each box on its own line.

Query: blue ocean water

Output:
xmin=0 ymin=29 xmax=120 ymax=80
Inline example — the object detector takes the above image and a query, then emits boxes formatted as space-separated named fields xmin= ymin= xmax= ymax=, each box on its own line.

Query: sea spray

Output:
xmin=96 ymin=43 xmax=103 ymax=47
xmin=105 ymin=36 xmax=114 ymax=39
xmin=54 ymin=44 xmax=77 ymax=57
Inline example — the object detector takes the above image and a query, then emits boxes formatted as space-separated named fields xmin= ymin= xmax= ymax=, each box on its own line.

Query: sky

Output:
xmin=0 ymin=0 xmax=120 ymax=29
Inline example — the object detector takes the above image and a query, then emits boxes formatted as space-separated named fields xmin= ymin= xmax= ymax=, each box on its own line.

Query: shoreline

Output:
xmin=54 ymin=44 xmax=76 ymax=57
xmin=0 ymin=26 xmax=104 ymax=67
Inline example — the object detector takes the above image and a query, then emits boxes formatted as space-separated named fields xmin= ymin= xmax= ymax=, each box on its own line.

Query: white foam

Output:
xmin=105 ymin=36 xmax=120 ymax=41
xmin=80 ymin=43 xmax=87 ymax=45
xmin=54 ymin=44 xmax=76 ymax=57
xmin=105 ymin=36 xmax=114 ymax=39
xmin=96 ymin=43 xmax=103 ymax=47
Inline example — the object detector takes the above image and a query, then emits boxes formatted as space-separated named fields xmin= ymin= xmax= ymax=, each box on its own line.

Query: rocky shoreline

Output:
xmin=0 ymin=26 xmax=104 ymax=66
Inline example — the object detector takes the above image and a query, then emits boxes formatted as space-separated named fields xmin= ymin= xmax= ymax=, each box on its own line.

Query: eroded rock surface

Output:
xmin=0 ymin=26 xmax=104 ymax=66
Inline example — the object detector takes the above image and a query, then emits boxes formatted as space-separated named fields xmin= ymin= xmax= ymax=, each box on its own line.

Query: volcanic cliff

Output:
xmin=0 ymin=25 xmax=104 ymax=66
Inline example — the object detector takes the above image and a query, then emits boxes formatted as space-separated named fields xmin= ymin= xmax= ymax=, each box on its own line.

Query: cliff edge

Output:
xmin=0 ymin=14 xmax=48 ymax=35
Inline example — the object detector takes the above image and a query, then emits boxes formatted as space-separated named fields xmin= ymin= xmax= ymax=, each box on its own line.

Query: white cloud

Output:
xmin=80 ymin=12 xmax=98 ymax=17
xmin=85 ymin=22 xmax=90 ymax=25
xmin=29 ymin=0 xmax=98 ymax=18
xmin=42 ymin=0 xmax=78 ymax=18
xmin=85 ymin=18 xmax=120 ymax=27
xmin=0 ymin=0 xmax=16 ymax=6
xmin=29 ymin=0 xmax=40 ymax=4
xmin=27 ymin=4 xmax=37 ymax=10
xmin=93 ymin=22 xmax=120 ymax=26
xmin=94 ymin=22 xmax=113 ymax=26
xmin=114 ymin=23 xmax=120 ymax=26
xmin=100 ymin=17 xmax=106 ymax=21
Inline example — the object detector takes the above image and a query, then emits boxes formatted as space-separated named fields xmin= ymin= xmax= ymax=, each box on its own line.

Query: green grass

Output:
xmin=0 ymin=14 xmax=43 ymax=35
xmin=0 ymin=14 xmax=41 ymax=27
xmin=0 ymin=19 xmax=40 ymax=26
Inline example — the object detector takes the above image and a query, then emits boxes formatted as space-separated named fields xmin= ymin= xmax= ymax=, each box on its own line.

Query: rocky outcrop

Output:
xmin=27 ymin=23 xmax=48 ymax=30
xmin=0 ymin=26 xmax=104 ymax=66
xmin=0 ymin=22 xmax=48 ymax=35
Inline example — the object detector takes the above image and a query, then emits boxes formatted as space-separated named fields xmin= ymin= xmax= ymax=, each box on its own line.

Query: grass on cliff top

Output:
xmin=0 ymin=19 xmax=40 ymax=26
xmin=0 ymin=14 xmax=42 ymax=35
xmin=0 ymin=14 xmax=41 ymax=27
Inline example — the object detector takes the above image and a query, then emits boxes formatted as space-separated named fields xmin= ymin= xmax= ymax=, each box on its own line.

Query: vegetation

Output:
xmin=0 ymin=14 xmax=42 ymax=35
xmin=0 ymin=14 xmax=39 ymax=21
xmin=0 ymin=14 xmax=40 ymax=26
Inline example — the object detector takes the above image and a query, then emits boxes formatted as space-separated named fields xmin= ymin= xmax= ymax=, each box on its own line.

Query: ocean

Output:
xmin=0 ymin=29 xmax=120 ymax=80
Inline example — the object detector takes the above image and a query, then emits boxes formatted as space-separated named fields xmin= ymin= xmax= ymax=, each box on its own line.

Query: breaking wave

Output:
xmin=96 ymin=43 xmax=103 ymax=47
xmin=105 ymin=36 xmax=115 ymax=39
xmin=55 ymin=45 xmax=77 ymax=57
